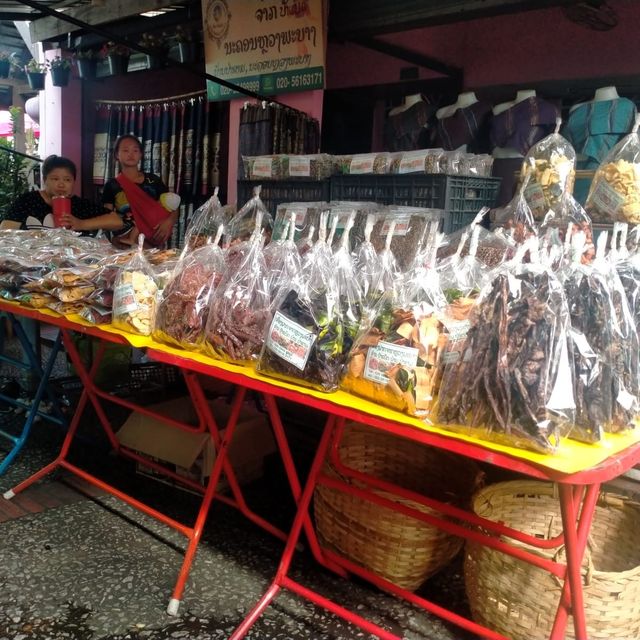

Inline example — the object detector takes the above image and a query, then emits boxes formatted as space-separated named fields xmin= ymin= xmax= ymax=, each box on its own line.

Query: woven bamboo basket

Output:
xmin=314 ymin=422 xmax=481 ymax=591
xmin=465 ymin=480 xmax=640 ymax=640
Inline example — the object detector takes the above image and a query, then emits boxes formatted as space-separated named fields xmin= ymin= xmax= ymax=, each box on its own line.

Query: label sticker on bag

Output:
xmin=399 ymin=151 xmax=427 ymax=174
xmin=364 ymin=341 xmax=419 ymax=384
xmin=590 ymin=179 xmax=625 ymax=216
xmin=350 ymin=154 xmax=376 ymax=174
xmin=113 ymin=283 xmax=137 ymax=315
xmin=288 ymin=156 xmax=311 ymax=177
xmin=524 ymin=181 xmax=546 ymax=213
xmin=266 ymin=311 xmax=316 ymax=371
xmin=380 ymin=215 xmax=411 ymax=236
xmin=252 ymin=157 xmax=274 ymax=178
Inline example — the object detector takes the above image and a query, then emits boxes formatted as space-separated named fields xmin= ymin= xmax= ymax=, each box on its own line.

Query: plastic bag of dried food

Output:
xmin=204 ymin=214 xmax=271 ymax=363
xmin=283 ymin=154 xmax=334 ymax=180
xmin=341 ymin=262 xmax=447 ymax=418
xmin=438 ymin=224 xmax=489 ymax=298
xmin=226 ymin=186 xmax=273 ymax=247
xmin=296 ymin=222 xmax=316 ymax=257
xmin=438 ymin=210 xmax=515 ymax=268
xmin=389 ymin=149 xmax=443 ymax=175
xmin=242 ymin=154 xmax=287 ymax=180
xmin=585 ymin=115 xmax=640 ymax=224
xmin=561 ymin=231 xmax=639 ymax=438
xmin=154 ymin=226 xmax=226 ymax=351
xmin=264 ymin=213 xmax=302 ymax=305
xmin=258 ymin=211 xmax=345 ymax=392
xmin=274 ymin=201 xmax=327 ymax=244
xmin=540 ymin=192 xmax=595 ymax=265
xmin=369 ymin=206 xmax=443 ymax=272
xmin=112 ymin=235 xmax=159 ymax=336
xmin=183 ymin=188 xmax=229 ymax=251
xmin=335 ymin=153 xmax=390 ymax=175
xmin=436 ymin=240 xmax=575 ymax=453
xmin=492 ymin=178 xmax=538 ymax=244
xmin=354 ymin=215 xmax=381 ymax=302
xmin=519 ymin=119 xmax=576 ymax=220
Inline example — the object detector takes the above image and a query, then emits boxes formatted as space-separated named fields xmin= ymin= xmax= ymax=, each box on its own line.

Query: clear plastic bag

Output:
xmin=154 ymin=226 xmax=226 ymax=351
xmin=112 ymin=235 xmax=159 ymax=336
xmin=438 ymin=224 xmax=488 ymax=298
xmin=203 ymin=214 xmax=271 ymax=363
xmin=437 ymin=247 xmax=575 ymax=454
xmin=274 ymin=201 xmax=328 ymax=243
xmin=585 ymin=116 xmax=640 ymax=224
xmin=183 ymin=188 xmax=231 ymax=251
xmin=341 ymin=262 xmax=447 ymax=418
xmin=283 ymin=154 xmax=334 ymax=180
xmin=226 ymin=186 xmax=273 ymax=247
xmin=354 ymin=214 xmax=381 ymax=301
xmin=264 ymin=213 xmax=303 ymax=305
xmin=335 ymin=153 xmax=390 ymax=175
xmin=492 ymin=178 xmax=538 ymax=244
xmin=258 ymin=211 xmax=345 ymax=392
xmin=519 ymin=120 xmax=576 ymax=220
xmin=540 ymin=192 xmax=595 ymax=264
xmin=561 ymin=231 xmax=639 ymax=436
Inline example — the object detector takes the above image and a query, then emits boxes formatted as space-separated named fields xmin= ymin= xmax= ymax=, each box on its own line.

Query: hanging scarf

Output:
xmin=115 ymin=173 xmax=171 ymax=246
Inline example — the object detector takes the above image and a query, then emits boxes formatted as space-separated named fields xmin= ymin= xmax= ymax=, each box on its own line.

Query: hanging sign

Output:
xmin=202 ymin=0 xmax=325 ymax=101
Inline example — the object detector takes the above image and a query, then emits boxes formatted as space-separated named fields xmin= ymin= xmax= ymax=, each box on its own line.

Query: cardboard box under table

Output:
xmin=116 ymin=397 xmax=276 ymax=492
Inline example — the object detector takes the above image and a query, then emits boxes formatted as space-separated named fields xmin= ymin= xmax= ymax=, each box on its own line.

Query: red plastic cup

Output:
xmin=52 ymin=196 xmax=71 ymax=228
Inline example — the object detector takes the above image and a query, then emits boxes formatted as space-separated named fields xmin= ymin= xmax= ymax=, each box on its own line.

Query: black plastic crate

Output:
xmin=237 ymin=179 xmax=331 ymax=216
xmin=330 ymin=174 xmax=501 ymax=233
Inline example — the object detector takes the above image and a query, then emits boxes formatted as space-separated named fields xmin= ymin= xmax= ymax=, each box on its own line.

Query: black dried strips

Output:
xmin=438 ymin=270 xmax=571 ymax=453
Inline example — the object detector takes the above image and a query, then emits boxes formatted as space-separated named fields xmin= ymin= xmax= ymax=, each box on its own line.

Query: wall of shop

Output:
xmin=326 ymin=1 xmax=640 ymax=92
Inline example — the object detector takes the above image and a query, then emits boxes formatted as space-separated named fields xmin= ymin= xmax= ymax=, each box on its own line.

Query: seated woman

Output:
xmin=0 ymin=154 xmax=123 ymax=233
xmin=101 ymin=134 xmax=179 ymax=248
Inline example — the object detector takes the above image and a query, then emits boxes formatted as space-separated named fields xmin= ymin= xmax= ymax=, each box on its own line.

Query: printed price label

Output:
xmin=439 ymin=320 xmax=471 ymax=364
xmin=590 ymin=179 xmax=626 ymax=216
xmin=113 ymin=284 xmax=137 ymax=315
xmin=266 ymin=311 xmax=316 ymax=371
xmin=380 ymin=215 xmax=411 ymax=237
xmin=288 ymin=156 xmax=311 ymax=177
xmin=524 ymin=181 xmax=546 ymax=213
xmin=252 ymin=157 xmax=274 ymax=178
xmin=284 ymin=208 xmax=307 ymax=226
xmin=350 ymin=154 xmax=376 ymax=174
xmin=399 ymin=152 xmax=427 ymax=174
xmin=364 ymin=341 xmax=419 ymax=384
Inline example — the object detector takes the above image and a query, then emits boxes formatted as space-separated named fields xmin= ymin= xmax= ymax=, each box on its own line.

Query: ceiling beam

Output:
xmin=330 ymin=0 xmax=584 ymax=38
xmin=29 ymin=0 xmax=183 ymax=42
xmin=352 ymin=37 xmax=462 ymax=80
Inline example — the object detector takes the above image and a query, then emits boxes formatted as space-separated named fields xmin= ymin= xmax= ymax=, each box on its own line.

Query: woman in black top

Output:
xmin=0 ymin=155 xmax=123 ymax=234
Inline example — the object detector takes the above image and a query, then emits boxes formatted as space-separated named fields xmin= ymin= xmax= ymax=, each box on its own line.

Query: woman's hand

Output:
xmin=152 ymin=211 xmax=177 ymax=244
xmin=60 ymin=213 xmax=86 ymax=231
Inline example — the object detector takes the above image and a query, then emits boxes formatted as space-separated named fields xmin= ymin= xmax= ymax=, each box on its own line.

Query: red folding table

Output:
xmin=3 ymin=300 xmax=640 ymax=638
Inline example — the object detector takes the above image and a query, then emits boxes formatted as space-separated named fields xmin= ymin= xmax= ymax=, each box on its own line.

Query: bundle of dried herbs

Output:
xmin=437 ymin=265 xmax=574 ymax=453
xmin=204 ymin=216 xmax=271 ymax=363
xmin=154 ymin=234 xmax=225 ymax=350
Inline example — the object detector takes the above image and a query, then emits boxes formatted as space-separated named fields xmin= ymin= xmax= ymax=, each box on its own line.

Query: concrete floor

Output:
xmin=0 ymin=339 xmax=475 ymax=640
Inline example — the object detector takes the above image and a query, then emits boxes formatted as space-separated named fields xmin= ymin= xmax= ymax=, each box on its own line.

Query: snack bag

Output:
xmin=154 ymin=226 xmax=226 ymax=350
xmin=519 ymin=119 xmax=576 ymax=220
xmin=264 ymin=212 xmax=302 ymax=305
xmin=354 ymin=214 xmax=381 ymax=301
xmin=183 ymin=188 xmax=229 ymax=251
xmin=585 ymin=115 xmax=640 ymax=223
xmin=112 ymin=235 xmax=159 ymax=336
xmin=341 ymin=261 xmax=447 ymax=419
xmin=226 ymin=186 xmax=273 ymax=247
xmin=437 ymin=240 xmax=575 ymax=454
xmin=203 ymin=213 xmax=271 ymax=363
xmin=258 ymin=212 xmax=346 ymax=392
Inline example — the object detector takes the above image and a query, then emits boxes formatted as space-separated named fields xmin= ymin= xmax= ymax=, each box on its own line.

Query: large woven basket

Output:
xmin=465 ymin=480 xmax=640 ymax=640
xmin=314 ymin=422 xmax=481 ymax=591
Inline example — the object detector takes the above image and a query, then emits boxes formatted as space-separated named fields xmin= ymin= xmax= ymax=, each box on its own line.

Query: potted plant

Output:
xmin=24 ymin=59 xmax=46 ymax=91
xmin=74 ymin=48 xmax=98 ymax=80
xmin=101 ymin=41 xmax=130 ymax=76
xmin=0 ymin=51 xmax=10 ymax=78
xmin=139 ymin=32 xmax=168 ymax=70
xmin=173 ymin=26 xmax=196 ymax=64
xmin=46 ymin=55 xmax=72 ymax=87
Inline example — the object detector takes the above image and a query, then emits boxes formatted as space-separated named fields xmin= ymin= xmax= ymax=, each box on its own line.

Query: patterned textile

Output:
xmin=490 ymin=97 xmax=560 ymax=156
xmin=435 ymin=101 xmax=492 ymax=152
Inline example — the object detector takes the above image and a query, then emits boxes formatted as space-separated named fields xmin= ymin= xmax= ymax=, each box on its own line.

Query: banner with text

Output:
xmin=202 ymin=0 xmax=325 ymax=101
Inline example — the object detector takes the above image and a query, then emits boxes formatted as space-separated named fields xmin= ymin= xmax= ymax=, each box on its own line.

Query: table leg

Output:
xmin=167 ymin=384 xmax=247 ymax=616
xmin=229 ymin=414 xmax=338 ymax=640
xmin=550 ymin=483 xmax=600 ymax=640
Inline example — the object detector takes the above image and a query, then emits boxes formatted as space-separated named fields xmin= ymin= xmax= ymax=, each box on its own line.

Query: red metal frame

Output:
xmin=4 ymin=301 xmax=640 ymax=639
